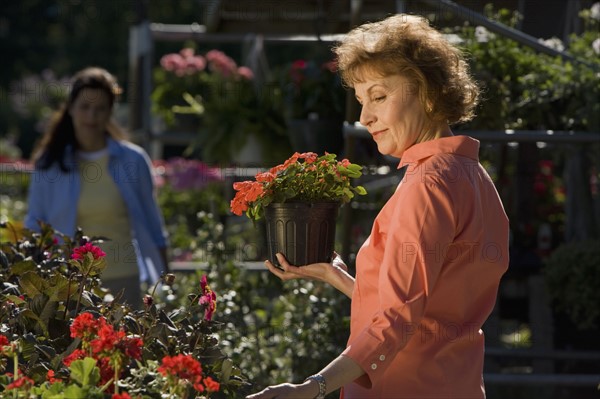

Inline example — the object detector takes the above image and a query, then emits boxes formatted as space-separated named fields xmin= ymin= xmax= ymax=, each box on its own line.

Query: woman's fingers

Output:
xmin=264 ymin=259 xmax=291 ymax=279
xmin=246 ymin=383 xmax=308 ymax=398
xmin=264 ymin=259 xmax=307 ymax=281
xmin=265 ymin=252 xmax=346 ymax=284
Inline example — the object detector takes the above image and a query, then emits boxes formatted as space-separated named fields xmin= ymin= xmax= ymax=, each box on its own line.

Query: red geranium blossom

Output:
xmin=158 ymin=354 xmax=216 ymax=393
xmin=6 ymin=376 xmax=34 ymax=390
xmin=46 ymin=369 xmax=60 ymax=383
xmin=63 ymin=349 xmax=86 ymax=366
xmin=203 ymin=376 xmax=221 ymax=392
xmin=70 ymin=312 xmax=107 ymax=340
xmin=71 ymin=242 xmax=106 ymax=260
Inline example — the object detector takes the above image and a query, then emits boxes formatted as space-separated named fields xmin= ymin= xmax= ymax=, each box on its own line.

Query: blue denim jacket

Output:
xmin=25 ymin=138 xmax=169 ymax=283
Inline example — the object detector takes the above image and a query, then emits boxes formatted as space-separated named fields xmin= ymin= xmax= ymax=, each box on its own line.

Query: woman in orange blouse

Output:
xmin=247 ymin=14 xmax=509 ymax=399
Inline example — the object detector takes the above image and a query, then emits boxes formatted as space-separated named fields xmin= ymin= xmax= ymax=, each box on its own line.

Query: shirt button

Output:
xmin=371 ymin=363 xmax=377 ymax=370
xmin=379 ymin=355 xmax=386 ymax=361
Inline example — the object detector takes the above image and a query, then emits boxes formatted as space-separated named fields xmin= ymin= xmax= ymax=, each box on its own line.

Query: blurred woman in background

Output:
xmin=25 ymin=67 xmax=169 ymax=308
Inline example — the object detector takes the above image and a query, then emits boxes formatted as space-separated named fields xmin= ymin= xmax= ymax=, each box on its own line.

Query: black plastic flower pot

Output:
xmin=264 ymin=202 xmax=340 ymax=267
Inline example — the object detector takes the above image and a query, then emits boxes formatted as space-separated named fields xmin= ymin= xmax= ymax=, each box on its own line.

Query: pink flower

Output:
xmin=206 ymin=50 xmax=238 ymax=77
xmin=71 ymin=243 xmax=106 ymax=260
xmin=160 ymin=53 xmax=186 ymax=73
xmin=199 ymin=275 xmax=217 ymax=321
xmin=322 ymin=60 xmax=338 ymax=73
xmin=291 ymin=60 xmax=307 ymax=69
xmin=180 ymin=48 xmax=195 ymax=58
xmin=166 ymin=158 xmax=223 ymax=191
xmin=237 ymin=66 xmax=254 ymax=80
xmin=184 ymin=55 xmax=207 ymax=75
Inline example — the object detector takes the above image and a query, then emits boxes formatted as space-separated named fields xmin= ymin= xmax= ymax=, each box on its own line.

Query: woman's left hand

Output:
xmin=246 ymin=381 xmax=317 ymax=399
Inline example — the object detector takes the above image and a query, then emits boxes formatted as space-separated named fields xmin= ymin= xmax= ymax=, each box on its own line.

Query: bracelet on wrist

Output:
xmin=304 ymin=374 xmax=326 ymax=399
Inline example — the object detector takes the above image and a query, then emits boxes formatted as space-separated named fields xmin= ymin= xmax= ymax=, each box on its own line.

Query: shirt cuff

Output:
xmin=342 ymin=330 xmax=395 ymax=389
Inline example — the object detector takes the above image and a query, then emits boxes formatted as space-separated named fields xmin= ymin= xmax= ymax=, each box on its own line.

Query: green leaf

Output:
xmin=19 ymin=271 xmax=46 ymax=298
xmin=21 ymin=336 xmax=39 ymax=362
xmin=69 ymin=357 xmax=100 ymax=387
xmin=20 ymin=308 xmax=50 ymax=337
xmin=31 ymin=381 xmax=66 ymax=398
xmin=48 ymin=274 xmax=78 ymax=301
xmin=354 ymin=186 xmax=367 ymax=195
xmin=40 ymin=299 xmax=59 ymax=329
xmin=5 ymin=294 xmax=26 ymax=305
xmin=63 ymin=384 xmax=100 ymax=399
xmin=8 ymin=259 xmax=37 ymax=275
xmin=221 ymin=358 xmax=233 ymax=382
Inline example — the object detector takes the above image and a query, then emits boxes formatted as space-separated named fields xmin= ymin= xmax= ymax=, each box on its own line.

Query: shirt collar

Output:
xmin=398 ymin=135 xmax=480 ymax=169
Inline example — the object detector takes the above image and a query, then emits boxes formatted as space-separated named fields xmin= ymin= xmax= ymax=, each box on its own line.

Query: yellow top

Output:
xmin=76 ymin=150 xmax=137 ymax=280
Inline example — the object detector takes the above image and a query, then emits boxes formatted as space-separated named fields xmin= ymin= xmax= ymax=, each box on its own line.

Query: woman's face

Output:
xmin=69 ymin=88 xmax=112 ymax=151
xmin=354 ymin=73 xmax=429 ymax=158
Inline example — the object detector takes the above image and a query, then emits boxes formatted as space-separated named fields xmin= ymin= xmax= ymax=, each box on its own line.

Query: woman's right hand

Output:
xmin=265 ymin=252 xmax=354 ymax=298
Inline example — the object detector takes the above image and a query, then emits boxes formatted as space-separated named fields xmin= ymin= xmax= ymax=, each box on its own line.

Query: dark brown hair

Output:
xmin=32 ymin=67 xmax=128 ymax=171
xmin=334 ymin=14 xmax=480 ymax=124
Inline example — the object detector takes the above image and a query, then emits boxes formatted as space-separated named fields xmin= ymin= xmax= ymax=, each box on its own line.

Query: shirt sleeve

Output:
xmin=342 ymin=177 xmax=456 ymax=388
xmin=134 ymin=151 xmax=169 ymax=248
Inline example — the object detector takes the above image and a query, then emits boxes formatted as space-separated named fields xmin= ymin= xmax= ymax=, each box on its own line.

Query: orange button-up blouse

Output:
xmin=341 ymin=136 xmax=509 ymax=398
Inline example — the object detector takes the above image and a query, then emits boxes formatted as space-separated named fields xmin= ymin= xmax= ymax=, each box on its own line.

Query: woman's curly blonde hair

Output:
xmin=334 ymin=14 xmax=479 ymax=124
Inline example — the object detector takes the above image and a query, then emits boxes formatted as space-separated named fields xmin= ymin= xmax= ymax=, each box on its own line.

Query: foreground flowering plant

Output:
xmin=230 ymin=152 xmax=366 ymax=221
xmin=0 ymin=222 xmax=245 ymax=398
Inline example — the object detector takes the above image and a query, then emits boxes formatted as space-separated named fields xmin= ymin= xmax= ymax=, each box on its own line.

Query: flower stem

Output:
xmin=114 ymin=364 xmax=120 ymax=394
xmin=74 ymin=271 xmax=90 ymax=315
xmin=12 ymin=352 xmax=18 ymax=399
xmin=63 ymin=273 xmax=75 ymax=320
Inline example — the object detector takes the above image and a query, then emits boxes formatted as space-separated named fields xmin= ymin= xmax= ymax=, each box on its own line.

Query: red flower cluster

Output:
xmin=5 ymin=375 xmax=34 ymax=391
xmin=46 ymin=369 xmax=60 ymax=383
xmin=70 ymin=311 xmax=106 ymax=340
xmin=71 ymin=242 xmax=106 ymax=260
xmin=65 ymin=313 xmax=143 ymax=390
xmin=158 ymin=354 xmax=220 ymax=393
xmin=199 ymin=275 xmax=217 ymax=321
xmin=0 ymin=334 xmax=15 ymax=356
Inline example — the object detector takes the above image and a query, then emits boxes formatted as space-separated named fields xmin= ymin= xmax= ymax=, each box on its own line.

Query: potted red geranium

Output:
xmin=230 ymin=152 xmax=366 ymax=266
